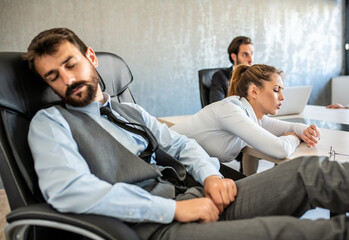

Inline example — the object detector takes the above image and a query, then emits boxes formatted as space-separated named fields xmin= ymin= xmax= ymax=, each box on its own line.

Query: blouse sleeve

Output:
xmin=261 ymin=116 xmax=308 ymax=138
xmin=216 ymin=102 xmax=301 ymax=159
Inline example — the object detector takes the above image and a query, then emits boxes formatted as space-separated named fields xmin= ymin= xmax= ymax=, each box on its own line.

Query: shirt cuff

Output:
xmin=195 ymin=161 xmax=223 ymax=184
xmin=147 ymin=197 xmax=176 ymax=223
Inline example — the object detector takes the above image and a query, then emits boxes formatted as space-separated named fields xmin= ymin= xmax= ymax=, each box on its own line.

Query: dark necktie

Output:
xmin=100 ymin=105 xmax=187 ymax=182
xmin=100 ymin=106 xmax=158 ymax=162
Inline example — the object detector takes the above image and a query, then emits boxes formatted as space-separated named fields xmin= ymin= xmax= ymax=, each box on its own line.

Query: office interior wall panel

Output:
xmin=331 ymin=76 xmax=349 ymax=105
xmin=0 ymin=0 xmax=343 ymax=116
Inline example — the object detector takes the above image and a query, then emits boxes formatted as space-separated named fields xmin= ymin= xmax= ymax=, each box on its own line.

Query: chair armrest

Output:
xmin=6 ymin=203 xmax=141 ymax=240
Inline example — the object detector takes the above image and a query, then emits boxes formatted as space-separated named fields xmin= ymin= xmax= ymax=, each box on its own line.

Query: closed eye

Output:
xmin=66 ymin=63 xmax=76 ymax=69
xmin=273 ymin=85 xmax=284 ymax=93
xmin=45 ymin=71 xmax=59 ymax=82
xmin=50 ymin=75 xmax=58 ymax=82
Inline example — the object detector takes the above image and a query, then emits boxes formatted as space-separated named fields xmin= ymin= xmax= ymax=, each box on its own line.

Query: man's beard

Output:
xmin=236 ymin=57 xmax=243 ymax=65
xmin=57 ymin=65 xmax=99 ymax=107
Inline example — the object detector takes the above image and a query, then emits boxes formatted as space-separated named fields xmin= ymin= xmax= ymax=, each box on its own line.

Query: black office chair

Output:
xmin=198 ymin=68 xmax=221 ymax=108
xmin=0 ymin=52 xmax=140 ymax=240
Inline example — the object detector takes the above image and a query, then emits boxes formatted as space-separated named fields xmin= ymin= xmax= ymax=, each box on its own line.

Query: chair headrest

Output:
xmin=96 ymin=52 xmax=133 ymax=97
xmin=0 ymin=52 xmax=133 ymax=119
xmin=198 ymin=68 xmax=222 ymax=88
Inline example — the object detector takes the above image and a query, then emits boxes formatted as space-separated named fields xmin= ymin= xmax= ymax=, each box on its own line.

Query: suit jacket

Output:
xmin=209 ymin=66 xmax=233 ymax=103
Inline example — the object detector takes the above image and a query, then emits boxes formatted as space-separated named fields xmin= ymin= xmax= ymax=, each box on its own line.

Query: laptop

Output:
xmin=274 ymin=86 xmax=312 ymax=116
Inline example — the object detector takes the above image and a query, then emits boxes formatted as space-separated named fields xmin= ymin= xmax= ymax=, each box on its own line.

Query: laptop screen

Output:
xmin=274 ymin=86 xmax=312 ymax=116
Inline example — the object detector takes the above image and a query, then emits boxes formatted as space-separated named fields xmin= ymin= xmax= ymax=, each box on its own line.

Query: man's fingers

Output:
xmin=204 ymin=176 xmax=237 ymax=213
xmin=212 ymin=180 xmax=237 ymax=212
xmin=225 ymin=179 xmax=237 ymax=202
xmin=231 ymin=179 xmax=237 ymax=197
xmin=175 ymin=198 xmax=220 ymax=223
xmin=221 ymin=180 xmax=233 ymax=205
xmin=200 ymin=199 xmax=219 ymax=223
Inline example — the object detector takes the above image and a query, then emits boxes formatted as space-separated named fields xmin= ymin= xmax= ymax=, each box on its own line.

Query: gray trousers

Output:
xmin=151 ymin=156 xmax=349 ymax=240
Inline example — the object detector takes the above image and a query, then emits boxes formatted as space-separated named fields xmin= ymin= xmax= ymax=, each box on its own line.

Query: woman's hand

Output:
xmin=301 ymin=124 xmax=321 ymax=147
xmin=326 ymin=104 xmax=348 ymax=109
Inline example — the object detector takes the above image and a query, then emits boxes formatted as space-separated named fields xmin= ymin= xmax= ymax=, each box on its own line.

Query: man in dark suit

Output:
xmin=209 ymin=36 xmax=254 ymax=103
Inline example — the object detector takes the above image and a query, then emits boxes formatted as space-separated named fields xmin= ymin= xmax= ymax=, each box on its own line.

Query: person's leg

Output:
xmin=152 ymin=157 xmax=349 ymax=240
xmin=151 ymin=214 xmax=349 ymax=240
xmin=152 ymin=156 xmax=349 ymax=240
xmin=222 ymin=155 xmax=349 ymax=220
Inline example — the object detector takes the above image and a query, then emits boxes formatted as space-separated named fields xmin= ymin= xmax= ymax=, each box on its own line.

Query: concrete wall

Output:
xmin=0 ymin=0 xmax=344 ymax=117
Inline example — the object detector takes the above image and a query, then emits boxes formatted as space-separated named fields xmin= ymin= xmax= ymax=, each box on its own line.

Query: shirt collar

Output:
xmin=66 ymin=92 xmax=112 ymax=116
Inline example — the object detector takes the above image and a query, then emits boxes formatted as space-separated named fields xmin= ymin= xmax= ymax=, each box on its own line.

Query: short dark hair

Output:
xmin=227 ymin=36 xmax=253 ymax=65
xmin=23 ymin=28 xmax=88 ymax=71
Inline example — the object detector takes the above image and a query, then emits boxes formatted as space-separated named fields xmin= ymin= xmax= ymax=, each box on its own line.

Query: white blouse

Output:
xmin=171 ymin=96 xmax=308 ymax=162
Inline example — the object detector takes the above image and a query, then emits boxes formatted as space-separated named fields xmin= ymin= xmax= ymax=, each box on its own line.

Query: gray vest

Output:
xmin=56 ymin=101 xmax=204 ymax=239
xmin=56 ymin=101 xmax=176 ymax=198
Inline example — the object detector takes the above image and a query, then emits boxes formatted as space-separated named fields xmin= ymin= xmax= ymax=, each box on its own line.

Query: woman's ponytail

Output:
xmin=227 ymin=64 xmax=250 ymax=97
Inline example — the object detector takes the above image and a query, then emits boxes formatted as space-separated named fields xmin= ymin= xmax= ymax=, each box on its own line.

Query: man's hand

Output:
xmin=203 ymin=175 xmax=237 ymax=213
xmin=174 ymin=198 xmax=219 ymax=223
xmin=301 ymin=124 xmax=321 ymax=148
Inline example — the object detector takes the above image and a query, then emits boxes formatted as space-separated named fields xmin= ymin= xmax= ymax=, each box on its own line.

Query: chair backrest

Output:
xmin=198 ymin=68 xmax=221 ymax=108
xmin=0 ymin=51 xmax=135 ymax=210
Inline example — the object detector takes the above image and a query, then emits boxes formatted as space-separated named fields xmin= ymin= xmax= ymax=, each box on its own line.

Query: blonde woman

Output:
xmin=172 ymin=64 xmax=320 ymax=163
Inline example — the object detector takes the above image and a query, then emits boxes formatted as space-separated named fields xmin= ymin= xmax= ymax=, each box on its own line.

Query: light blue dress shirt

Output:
xmin=28 ymin=93 xmax=221 ymax=223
